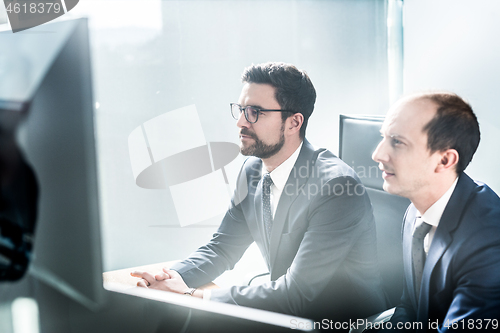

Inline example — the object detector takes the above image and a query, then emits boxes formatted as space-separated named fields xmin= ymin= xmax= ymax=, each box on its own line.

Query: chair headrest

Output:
xmin=339 ymin=115 xmax=385 ymax=190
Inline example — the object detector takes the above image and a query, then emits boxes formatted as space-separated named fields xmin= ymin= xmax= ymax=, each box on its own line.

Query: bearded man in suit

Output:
xmin=133 ymin=62 xmax=386 ymax=323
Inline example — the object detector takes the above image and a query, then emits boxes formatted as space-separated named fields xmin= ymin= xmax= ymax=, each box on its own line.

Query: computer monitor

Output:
xmin=0 ymin=17 xmax=103 ymax=310
xmin=0 ymin=18 xmax=316 ymax=332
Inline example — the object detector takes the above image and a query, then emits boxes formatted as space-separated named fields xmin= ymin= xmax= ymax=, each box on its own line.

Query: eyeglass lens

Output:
xmin=231 ymin=104 xmax=258 ymax=123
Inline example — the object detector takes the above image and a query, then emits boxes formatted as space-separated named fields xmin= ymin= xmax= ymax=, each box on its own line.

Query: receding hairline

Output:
xmin=404 ymin=91 xmax=474 ymax=154
xmin=383 ymin=94 xmax=440 ymax=134
xmin=398 ymin=91 xmax=469 ymax=111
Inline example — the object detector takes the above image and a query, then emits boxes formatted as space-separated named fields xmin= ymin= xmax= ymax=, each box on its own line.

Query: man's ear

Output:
xmin=287 ymin=113 xmax=304 ymax=136
xmin=435 ymin=149 xmax=459 ymax=173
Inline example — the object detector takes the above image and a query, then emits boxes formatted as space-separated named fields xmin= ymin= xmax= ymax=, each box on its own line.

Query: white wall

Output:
xmin=404 ymin=0 xmax=500 ymax=193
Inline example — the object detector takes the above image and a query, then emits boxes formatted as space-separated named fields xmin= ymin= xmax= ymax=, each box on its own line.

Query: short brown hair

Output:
xmin=416 ymin=92 xmax=480 ymax=174
xmin=241 ymin=62 xmax=316 ymax=139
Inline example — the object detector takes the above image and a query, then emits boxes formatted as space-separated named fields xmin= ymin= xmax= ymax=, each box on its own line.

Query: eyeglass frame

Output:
xmin=230 ymin=103 xmax=294 ymax=124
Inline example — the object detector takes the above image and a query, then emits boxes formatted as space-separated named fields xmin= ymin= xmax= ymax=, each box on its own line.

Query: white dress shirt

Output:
xmin=263 ymin=142 xmax=303 ymax=218
xmin=415 ymin=177 xmax=458 ymax=255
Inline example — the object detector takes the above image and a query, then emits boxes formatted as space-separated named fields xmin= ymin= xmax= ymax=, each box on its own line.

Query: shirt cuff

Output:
xmin=202 ymin=288 xmax=211 ymax=301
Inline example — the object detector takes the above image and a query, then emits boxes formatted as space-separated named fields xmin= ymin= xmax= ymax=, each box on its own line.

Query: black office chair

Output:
xmin=339 ymin=115 xmax=410 ymax=309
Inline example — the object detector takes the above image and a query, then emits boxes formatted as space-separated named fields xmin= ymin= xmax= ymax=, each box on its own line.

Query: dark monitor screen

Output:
xmin=0 ymin=18 xmax=103 ymax=309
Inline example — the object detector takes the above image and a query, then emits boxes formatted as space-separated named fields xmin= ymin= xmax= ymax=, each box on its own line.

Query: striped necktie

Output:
xmin=262 ymin=173 xmax=273 ymax=240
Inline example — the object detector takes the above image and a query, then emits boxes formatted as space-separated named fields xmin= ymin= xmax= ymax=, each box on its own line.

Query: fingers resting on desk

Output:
xmin=130 ymin=268 xmax=188 ymax=294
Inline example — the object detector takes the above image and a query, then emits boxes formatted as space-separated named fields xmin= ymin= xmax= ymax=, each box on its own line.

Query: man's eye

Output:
xmin=391 ymin=138 xmax=402 ymax=146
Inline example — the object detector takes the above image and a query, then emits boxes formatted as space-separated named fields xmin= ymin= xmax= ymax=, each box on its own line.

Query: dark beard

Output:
xmin=240 ymin=123 xmax=285 ymax=159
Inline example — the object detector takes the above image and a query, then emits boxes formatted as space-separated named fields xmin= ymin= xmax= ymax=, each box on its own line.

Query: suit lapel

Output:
xmin=269 ymin=140 xmax=315 ymax=270
xmin=417 ymin=173 xmax=476 ymax=321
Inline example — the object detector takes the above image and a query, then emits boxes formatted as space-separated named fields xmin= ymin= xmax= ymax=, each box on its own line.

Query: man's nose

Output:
xmin=372 ymin=139 xmax=387 ymax=163
xmin=236 ymin=110 xmax=250 ymax=129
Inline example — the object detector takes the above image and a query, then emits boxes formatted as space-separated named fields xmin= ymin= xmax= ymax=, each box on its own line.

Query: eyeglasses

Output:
xmin=230 ymin=103 xmax=293 ymax=124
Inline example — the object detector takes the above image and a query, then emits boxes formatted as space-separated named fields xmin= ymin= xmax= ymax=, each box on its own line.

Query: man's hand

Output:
xmin=130 ymin=268 xmax=199 ymax=297
xmin=130 ymin=270 xmax=167 ymax=288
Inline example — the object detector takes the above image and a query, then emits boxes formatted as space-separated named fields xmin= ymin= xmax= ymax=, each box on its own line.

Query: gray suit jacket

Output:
xmin=171 ymin=139 xmax=386 ymax=321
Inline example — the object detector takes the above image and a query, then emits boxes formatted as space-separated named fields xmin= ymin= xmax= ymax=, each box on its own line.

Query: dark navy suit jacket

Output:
xmin=171 ymin=139 xmax=386 ymax=322
xmin=387 ymin=173 xmax=500 ymax=332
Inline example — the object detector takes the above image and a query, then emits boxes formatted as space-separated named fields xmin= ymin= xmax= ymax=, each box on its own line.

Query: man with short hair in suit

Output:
xmin=132 ymin=62 xmax=386 ymax=323
xmin=372 ymin=92 xmax=500 ymax=331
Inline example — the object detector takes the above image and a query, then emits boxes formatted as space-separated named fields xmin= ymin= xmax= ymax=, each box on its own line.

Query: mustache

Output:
xmin=240 ymin=128 xmax=257 ymax=139
xmin=379 ymin=163 xmax=395 ymax=174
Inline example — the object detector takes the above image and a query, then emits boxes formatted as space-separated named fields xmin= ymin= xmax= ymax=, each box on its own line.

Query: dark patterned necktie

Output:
xmin=412 ymin=217 xmax=432 ymax=298
xmin=262 ymin=173 xmax=274 ymax=240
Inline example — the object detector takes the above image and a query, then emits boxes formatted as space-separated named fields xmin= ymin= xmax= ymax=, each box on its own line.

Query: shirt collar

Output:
xmin=262 ymin=141 xmax=303 ymax=191
xmin=418 ymin=177 xmax=459 ymax=227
